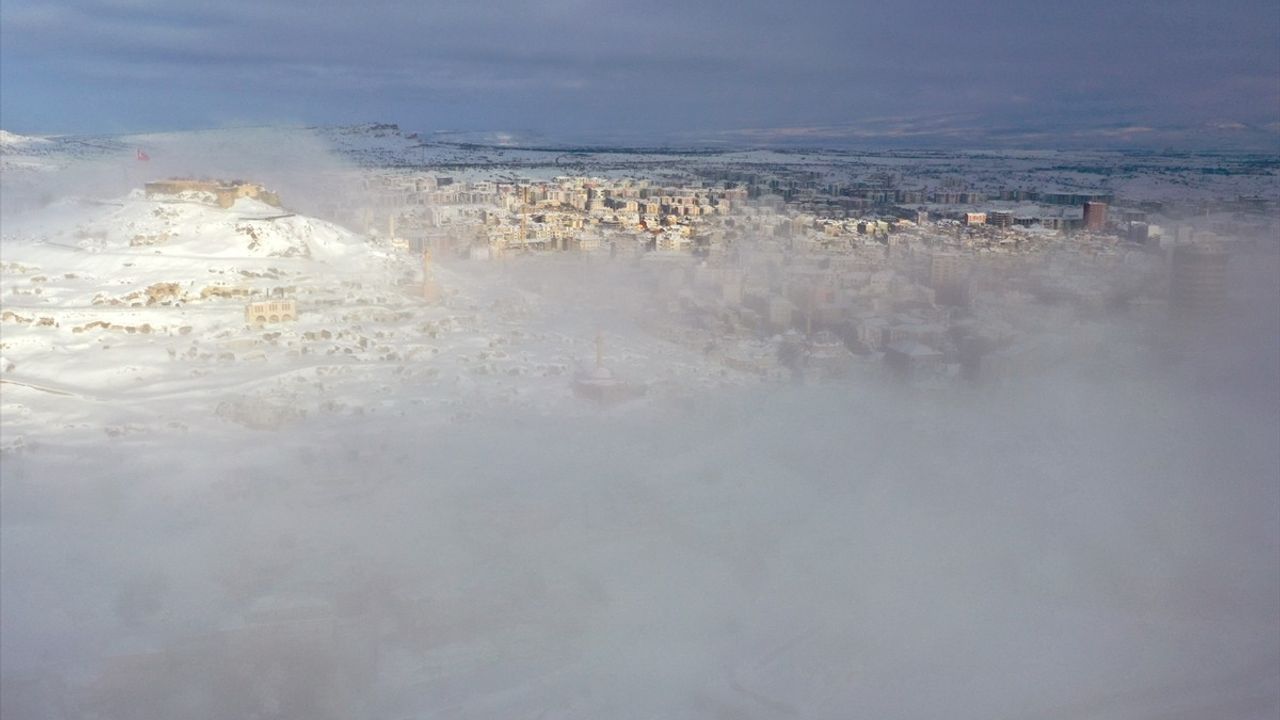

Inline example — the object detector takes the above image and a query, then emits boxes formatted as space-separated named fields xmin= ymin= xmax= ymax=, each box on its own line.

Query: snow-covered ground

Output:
xmin=0 ymin=189 xmax=749 ymax=452
xmin=1 ymin=128 xmax=1277 ymax=719
xmin=5 ymin=123 xmax=1277 ymax=206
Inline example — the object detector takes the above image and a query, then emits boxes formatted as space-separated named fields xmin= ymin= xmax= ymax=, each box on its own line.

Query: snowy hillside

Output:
xmin=2 ymin=191 xmax=381 ymax=310
xmin=1 ymin=190 xmax=409 ymax=442
xmin=0 ymin=130 xmax=51 ymax=148
xmin=0 ymin=187 xmax=730 ymax=451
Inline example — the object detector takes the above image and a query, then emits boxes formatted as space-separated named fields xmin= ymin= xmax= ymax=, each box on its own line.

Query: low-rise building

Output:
xmin=245 ymin=298 xmax=298 ymax=325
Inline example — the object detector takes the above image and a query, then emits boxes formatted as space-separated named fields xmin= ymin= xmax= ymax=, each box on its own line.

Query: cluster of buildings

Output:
xmin=646 ymin=222 xmax=1229 ymax=386
xmin=332 ymin=167 xmax=1178 ymax=267
xmin=332 ymin=174 xmax=747 ymax=257
xmin=294 ymin=169 xmax=1241 ymax=386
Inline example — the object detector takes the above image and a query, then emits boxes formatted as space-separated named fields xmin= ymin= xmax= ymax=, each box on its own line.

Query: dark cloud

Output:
xmin=2 ymin=0 xmax=1278 ymax=142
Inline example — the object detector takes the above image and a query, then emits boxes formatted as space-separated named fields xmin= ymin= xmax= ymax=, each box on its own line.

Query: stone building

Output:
xmin=145 ymin=179 xmax=282 ymax=209
xmin=245 ymin=298 xmax=298 ymax=325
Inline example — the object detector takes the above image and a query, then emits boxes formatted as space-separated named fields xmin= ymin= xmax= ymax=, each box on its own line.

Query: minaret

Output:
xmin=595 ymin=331 xmax=604 ymax=369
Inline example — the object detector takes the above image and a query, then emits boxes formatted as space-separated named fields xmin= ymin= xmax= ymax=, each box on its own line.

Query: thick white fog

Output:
xmin=1 ymin=133 xmax=1278 ymax=719
xmin=4 ymin=340 xmax=1278 ymax=718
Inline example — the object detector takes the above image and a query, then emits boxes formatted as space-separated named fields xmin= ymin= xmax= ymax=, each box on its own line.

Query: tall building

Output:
xmin=929 ymin=253 xmax=971 ymax=307
xmin=1083 ymin=201 xmax=1108 ymax=231
xmin=1170 ymin=243 xmax=1228 ymax=320
xmin=1127 ymin=222 xmax=1150 ymax=244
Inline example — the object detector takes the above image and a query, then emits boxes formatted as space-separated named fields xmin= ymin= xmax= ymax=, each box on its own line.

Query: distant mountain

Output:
xmin=688 ymin=117 xmax=1280 ymax=152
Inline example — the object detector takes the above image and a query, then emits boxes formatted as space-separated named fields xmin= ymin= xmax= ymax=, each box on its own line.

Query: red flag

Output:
xmin=136 ymin=148 xmax=150 ymax=162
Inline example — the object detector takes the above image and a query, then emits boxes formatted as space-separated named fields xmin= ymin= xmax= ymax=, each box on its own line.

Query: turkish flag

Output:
xmin=136 ymin=149 xmax=150 ymax=162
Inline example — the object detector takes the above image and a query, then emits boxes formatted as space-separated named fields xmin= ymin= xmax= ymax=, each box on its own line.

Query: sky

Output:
xmin=2 ymin=0 xmax=1279 ymax=144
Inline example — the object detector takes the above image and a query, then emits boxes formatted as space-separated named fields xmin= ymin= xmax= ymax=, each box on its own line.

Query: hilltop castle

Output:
xmin=144 ymin=179 xmax=282 ymax=209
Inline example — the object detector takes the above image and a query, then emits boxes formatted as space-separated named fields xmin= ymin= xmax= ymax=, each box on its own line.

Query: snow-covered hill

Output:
xmin=15 ymin=192 xmax=362 ymax=261
xmin=0 ymin=130 xmax=51 ymax=148
xmin=1 ymin=190 xmax=407 ymax=435
xmin=2 ymin=191 xmax=384 ymax=310
xmin=0 ymin=186 xmax=726 ymax=450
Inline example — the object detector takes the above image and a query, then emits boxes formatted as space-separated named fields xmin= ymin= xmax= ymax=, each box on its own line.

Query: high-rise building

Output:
xmin=1170 ymin=243 xmax=1228 ymax=320
xmin=1083 ymin=201 xmax=1108 ymax=231
xmin=929 ymin=253 xmax=971 ymax=307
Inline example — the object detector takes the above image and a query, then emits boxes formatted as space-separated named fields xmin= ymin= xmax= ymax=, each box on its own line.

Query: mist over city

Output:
xmin=2 ymin=2 xmax=1278 ymax=719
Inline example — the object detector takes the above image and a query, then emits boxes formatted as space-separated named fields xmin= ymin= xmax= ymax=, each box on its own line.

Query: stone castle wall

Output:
xmin=145 ymin=179 xmax=282 ymax=209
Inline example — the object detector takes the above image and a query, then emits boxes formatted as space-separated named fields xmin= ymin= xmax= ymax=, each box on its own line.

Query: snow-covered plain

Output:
xmin=1 ymin=126 xmax=1278 ymax=719
xmin=5 ymin=123 xmax=1278 ymax=204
